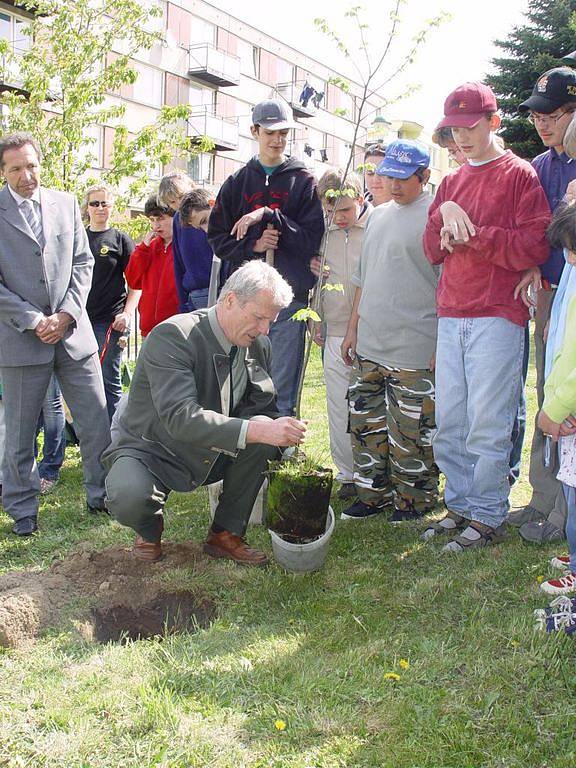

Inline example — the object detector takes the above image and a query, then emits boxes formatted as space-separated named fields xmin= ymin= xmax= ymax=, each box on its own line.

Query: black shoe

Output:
xmin=87 ymin=502 xmax=110 ymax=516
xmin=340 ymin=499 xmax=383 ymax=520
xmin=336 ymin=483 xmax=357 ymax=500
xmin=12 ymin=516 xmax=38 ymax=536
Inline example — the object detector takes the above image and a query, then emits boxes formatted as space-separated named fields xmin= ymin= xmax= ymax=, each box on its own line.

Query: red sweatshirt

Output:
xmin=124 ymin=237 xmax=179 ymax=337
xmin=423 ymin=150 xmax=551 ymax=326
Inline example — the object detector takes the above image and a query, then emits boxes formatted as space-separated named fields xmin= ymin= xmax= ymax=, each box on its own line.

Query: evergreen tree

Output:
xmin=486 ymin=0 xmax=576 ymax=158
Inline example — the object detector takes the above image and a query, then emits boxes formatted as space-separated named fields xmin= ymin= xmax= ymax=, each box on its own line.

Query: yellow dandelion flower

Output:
xmin=536 ymin=575 xmax=545 ymax=584
xmin=384 ymin=672 xmax=401 ymax=681
xmin=274 ymin=719 xmax=287 ymax=731
xmin=399 ymin=659 xmax=410 ymax=670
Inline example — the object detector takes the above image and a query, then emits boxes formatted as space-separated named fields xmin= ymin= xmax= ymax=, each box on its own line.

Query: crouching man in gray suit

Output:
xmin=103 ymin=261 xmax=307 ymax=566
xmin=0 ymin=132 xmax=111 ymax=535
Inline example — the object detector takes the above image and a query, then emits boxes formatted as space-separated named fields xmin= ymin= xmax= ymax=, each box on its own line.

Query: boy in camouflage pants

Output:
xmin=341 ymin=140 xmax=439 ymax=521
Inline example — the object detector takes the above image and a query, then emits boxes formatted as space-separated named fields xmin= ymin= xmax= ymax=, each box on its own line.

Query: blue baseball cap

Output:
xmin=375 ymin=139 xmax=430 ymax=179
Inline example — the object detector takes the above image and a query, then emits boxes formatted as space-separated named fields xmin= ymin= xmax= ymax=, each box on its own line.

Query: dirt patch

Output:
xmin=0 ymin=542 xmax=216 ymax=648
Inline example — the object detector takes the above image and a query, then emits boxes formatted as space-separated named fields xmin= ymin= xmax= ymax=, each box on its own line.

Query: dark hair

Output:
xmin=414 ymin=168 xmax=428 ymax=181
xmin=432 ymin=127 xmax=454 ymax=148
xmin=0 ymin=131 xmax=42 ymax=167
xmin=364 ymin=143 xmax=386 ymax=161
xmin=144 ymin=194 xmax=174 ymax=218
xmin=547 ymin=202 xmax=576 ymax=252
xmin=179 ymin=188 xmax=211 ymax=224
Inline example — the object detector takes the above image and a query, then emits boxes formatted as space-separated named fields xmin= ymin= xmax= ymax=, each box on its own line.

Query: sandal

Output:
xmin=441 ymin=521 xmax=507 ymax=553
xmin=421 ymin=510 xmax=467 ymax=542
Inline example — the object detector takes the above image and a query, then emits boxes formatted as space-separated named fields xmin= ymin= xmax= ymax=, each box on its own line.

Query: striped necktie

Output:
xmin=21 ymin=198 xmax=44 ymax=249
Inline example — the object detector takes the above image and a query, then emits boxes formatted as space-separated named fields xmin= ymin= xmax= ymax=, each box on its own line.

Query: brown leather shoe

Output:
xmin=203 ymin=529 xmax=269 ymax=567
xmin=133 ymin=518 xmax=163 ymax=562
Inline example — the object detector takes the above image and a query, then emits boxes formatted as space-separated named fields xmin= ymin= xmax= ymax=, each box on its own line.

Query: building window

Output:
xmin=0 ymin=11 xmax=30 ymax=53
xmin=189 ymin=83 xmax=215 ymax=111
xmin=76 ymin=124 xmax=103 ymax=170
xmin=142 ymin=0 xmax=165 ymax=36
xmin=237 ymin=38 xmax=258 ymax=78
xmin=277 ymin=59 xmax=294 ymax=85
xmin=132 ymin=61 xmax=163 ymax=107
xmin=188 ymin=152 xmax=213 ymax=185
xmin=190 ymin=16 xmax=215 ymax=46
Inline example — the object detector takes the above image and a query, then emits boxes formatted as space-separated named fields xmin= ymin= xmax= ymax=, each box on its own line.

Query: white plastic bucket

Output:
xmin=269 ymin=506 xmax=335 ymax=573
xmin=208 ymin=478 xmax=267 ymax=527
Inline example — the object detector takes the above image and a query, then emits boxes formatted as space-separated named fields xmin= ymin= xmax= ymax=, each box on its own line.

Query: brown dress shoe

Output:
xmin=133 ymin=518 xmax=163 ymax=562
xmin=203 ymin=529 xmax=269 ymax=567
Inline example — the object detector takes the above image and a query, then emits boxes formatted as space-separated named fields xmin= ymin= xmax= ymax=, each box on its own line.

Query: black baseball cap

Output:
xmin=519 ymin=67 xmax=576 ymax=113
xmin=562 ymin=50 xmax=576 ymax=66
xmin=251 ymin=99 xmax=297 ymax=130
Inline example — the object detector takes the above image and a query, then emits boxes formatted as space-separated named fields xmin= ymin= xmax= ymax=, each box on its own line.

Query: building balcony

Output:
xmin=277 ymin=81 xmax=319 ymax=119
xmin=188 ymin=44 xmax=240 ymax=87
xmin=188 ymin=108 xmax=239 ymax=152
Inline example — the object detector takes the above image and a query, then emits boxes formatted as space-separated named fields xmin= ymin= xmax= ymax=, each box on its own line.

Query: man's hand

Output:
xmin=246 ymin=416 xmax=308 ymax=447
xmin=439 ymin=201 xmax=476 ymax=252
xmin=560 ymin=415 xmax=576 ymax=437
xmin=35 ymin=312 xmax=73 ymax=344
xmin=253 ymin=227 xmax=279 ymax=253
xmin=514 ymin=267 xmax=541 ymax=308
xmin=231 ymin=208 xmax=267 ymax=240
xmin=309 ymin=320 xmax=324 ymax=347
xmin=538 ymin=409 xmax=562 ymax=441
xmin=112 ymin=311 xmax=131 ymax=333
xmin=341 ymin=329 xmax=357 ymax=366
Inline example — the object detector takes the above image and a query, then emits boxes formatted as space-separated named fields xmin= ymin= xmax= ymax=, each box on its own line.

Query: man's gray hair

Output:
xmin=565 ymin=113 xmax=576 ymax=159
xmin=218 ymin=261 xmax=293 ymax=308
xmin=0 ymin=132 xmax=42 ymax=167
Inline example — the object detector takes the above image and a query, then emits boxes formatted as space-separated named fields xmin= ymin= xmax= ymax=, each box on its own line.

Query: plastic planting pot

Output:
xmin=269 ymin=506 xmax=335 ymax=573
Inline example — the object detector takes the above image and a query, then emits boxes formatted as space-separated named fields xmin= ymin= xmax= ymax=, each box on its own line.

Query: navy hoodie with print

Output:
xmin=208 ymin=156 xmax=325 ymax=302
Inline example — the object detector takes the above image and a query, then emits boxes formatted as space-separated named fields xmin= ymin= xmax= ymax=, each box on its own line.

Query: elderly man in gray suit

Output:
xmin=0 ymin=132 xmax=111 ymax=536
xmin=103 ymin=261 xmax=308 ymax=566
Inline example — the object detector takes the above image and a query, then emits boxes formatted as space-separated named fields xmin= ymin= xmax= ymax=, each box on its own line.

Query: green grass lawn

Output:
xmin=1 ymin=343 xmax=575 ymax=768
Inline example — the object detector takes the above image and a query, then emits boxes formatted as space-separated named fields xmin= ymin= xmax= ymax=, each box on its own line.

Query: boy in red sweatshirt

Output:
xmin=422 ymin=82 xmax=551 ymax=552
xmin=125 ymin=195 xmax=179 ymax=337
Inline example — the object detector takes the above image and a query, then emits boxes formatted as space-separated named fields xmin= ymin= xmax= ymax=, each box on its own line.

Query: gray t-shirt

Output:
xmin=352 ymin=191 xmax=439 ymax=370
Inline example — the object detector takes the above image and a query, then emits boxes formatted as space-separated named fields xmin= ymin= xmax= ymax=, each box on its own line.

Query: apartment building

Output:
xmin=0 ymin=0 xmax=450 ymax=197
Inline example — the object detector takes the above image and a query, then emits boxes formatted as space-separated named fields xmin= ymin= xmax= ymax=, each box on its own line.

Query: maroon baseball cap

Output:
xmin=437 ymin=82 xmax=498 ymax=129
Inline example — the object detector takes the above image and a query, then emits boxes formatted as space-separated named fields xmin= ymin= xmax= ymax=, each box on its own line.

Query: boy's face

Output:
xmin=323 ymin=195 xmax=363 ymax=229
xmin=184 ymin=208 xmax=211 ymax=233
xmin=250 ymin=126 xmax=289 ymax=164
xmin=385 ymin=171 xmax=426 ymax=206
xmin=149 ymin=213 xmax=173 ymax=243
xmin=530 ymin=106 xmax=575 ymax=150
xmin=451 ymin=115 xmax=499 ymax=161
xmin=445 ymin=139 xmax=467 ymax=166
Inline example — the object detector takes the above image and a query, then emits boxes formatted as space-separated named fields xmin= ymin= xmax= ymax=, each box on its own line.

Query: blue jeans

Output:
xmin=509 ymin=323 xmax=530 ymax=485
xmin=434 ymin=317 xmax=524 ymax=528
xmin=36 ymin=374 xmax=66 ymax=481
xmin=92 ymin=321 xmax=123 ymax=423
xmin=187 ymin=288 xmax=209 ymax=311
xmin=563 ymin=484 xmax=576 ymax=573
xmin=268 ymin=299 xmax=307 ymax=417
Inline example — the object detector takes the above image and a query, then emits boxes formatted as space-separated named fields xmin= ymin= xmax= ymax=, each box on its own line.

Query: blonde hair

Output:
xmin=157 ymin=172 xmax=194 ymax=207
xmin=564 ymin=113 xmax=576 ymax=159
xmin=81 ymin=184 xmax=115 ymax=221
xmin=317 ymin=169 xmax=363 ymax=202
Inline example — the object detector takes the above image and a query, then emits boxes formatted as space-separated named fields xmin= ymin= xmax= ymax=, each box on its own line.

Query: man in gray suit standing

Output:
xmin=0 ymin=132 xmax=111 ymax=535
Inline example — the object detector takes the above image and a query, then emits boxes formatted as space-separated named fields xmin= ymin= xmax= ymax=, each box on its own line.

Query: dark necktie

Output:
xmin=229 ymin=345 xmax=237 ymax=415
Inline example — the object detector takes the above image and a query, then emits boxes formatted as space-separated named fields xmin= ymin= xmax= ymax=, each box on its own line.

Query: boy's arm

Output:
xmin=341 ymin=286 xmax=362 ymax=366
xmin=171 ymin=215 xmax=189 ymax=313
xmin=542 ymin=299 xmax=576 ymax=424
xmin=455 ymin=174 xmax=551 ymax=270
xmin=207 ymin=178 xmax=261 ymax=264
xmin=260 ymin=175 xmax=325 ymax=260
xmin=423 ymin=181 xmax=449 ymax=265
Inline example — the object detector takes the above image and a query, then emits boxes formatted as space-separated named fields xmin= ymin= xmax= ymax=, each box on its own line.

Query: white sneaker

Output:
xmin=540 ymin=572 xmax=576 ymax=596
xmin=550 ymin=555 xmax=571 ymax=571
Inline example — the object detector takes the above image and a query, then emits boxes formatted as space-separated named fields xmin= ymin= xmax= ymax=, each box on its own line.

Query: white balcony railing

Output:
xmin=188 ymin=44 xmax=240 ymax=87
xmin=188 ymin=107 xmax=239 ymax=151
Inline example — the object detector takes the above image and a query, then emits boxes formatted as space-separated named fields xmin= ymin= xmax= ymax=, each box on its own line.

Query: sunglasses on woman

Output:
xmin=88 ymin=200 xmax=111 ymax=208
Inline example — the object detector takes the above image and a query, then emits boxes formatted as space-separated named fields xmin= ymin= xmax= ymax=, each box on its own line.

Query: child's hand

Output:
xmin=538 ymin=409 xmax=561 ymax=441
xmin=231 ymin=208 xmax=267 ymax=240
xmin=341 ymin=329 xmax=357 ymax=366
xmin=439 ymin=201 xmax=476 ymax=250
xmin=560 ymin=415 xmax=576 ymax=436
xmin=309 ymin=320 xmax=324 ymax=347
xmin=253 ymin=227 xmax=279 ymax=253
xmin=514 ymin=267 xmax=541 ymax=308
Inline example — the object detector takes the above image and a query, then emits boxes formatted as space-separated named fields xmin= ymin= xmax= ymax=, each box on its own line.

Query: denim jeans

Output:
xmin=92 ymin=321 xmax=123 ymax=423
xmin=187 ymin=288 xmax=209 ymax=311
xmin=36 ymin=374 xmax=66 ymax=481
xmin=434 ymin=317 xmax=524 ymax=528
xmin=509 ymin=324 xmax=530 ymax=485
xmin=268 ymin=299 xmax=307 ymax=416
xmin=563 ymin=484 xmax=576 ymax=573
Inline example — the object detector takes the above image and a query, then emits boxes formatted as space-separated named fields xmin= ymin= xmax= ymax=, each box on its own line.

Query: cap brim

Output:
xmin=376 ymin=164 xmax=418 ymax=179
xmin=562 ymin=51 xmax=576 ymax=64
xmin=436 ymin=113 xmax=483 ymax=129
xmin=258 ymin=120 xmax=297 ymax=131
xmin=518 ymin=93 xmax=564 ymax=113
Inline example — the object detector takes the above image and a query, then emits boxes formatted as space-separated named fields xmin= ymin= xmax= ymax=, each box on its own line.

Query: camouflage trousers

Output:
xmin=348 ymin=356 xmax=438 ymax=517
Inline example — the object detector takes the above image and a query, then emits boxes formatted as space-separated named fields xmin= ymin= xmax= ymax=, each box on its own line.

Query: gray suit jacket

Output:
xmin=0 ymin=184 xmax=97 ymax=366
xmin=102 ymin=309 xmax=279 ymax=491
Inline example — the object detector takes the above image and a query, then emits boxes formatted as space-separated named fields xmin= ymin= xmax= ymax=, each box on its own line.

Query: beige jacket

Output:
xmin=320 ymin=203 xmax=372 ymax=337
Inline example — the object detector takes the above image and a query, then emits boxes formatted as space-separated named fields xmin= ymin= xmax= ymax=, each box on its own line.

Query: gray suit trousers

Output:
xmin=1 ymin=343 xmax=111 ymax=521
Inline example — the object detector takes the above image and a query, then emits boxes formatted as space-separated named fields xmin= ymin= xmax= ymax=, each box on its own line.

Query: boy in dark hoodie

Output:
xmin=208 ymin=99 xmax=325 ymax=416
